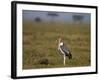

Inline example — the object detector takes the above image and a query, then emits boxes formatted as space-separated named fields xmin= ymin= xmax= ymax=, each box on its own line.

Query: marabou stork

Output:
xmin=58 ymin=38 xmax=72 ymax=66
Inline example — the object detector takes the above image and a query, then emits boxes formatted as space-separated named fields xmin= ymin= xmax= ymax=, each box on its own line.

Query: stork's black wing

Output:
xmin=60 ymin=45 xmax=72 ymax=59
xmin=60 ymin=45 xmax=70 ymax=55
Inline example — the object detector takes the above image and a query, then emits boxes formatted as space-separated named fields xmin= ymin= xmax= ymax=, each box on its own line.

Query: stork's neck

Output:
xmin=59 ymin=38 xmax=61 ymax=44
xmin=59 ymin=38 xmax=64 ymax=46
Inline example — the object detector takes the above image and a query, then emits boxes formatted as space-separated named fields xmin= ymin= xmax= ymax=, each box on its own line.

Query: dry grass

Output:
xmin=23 ymin=21 xmax=90 ymax=69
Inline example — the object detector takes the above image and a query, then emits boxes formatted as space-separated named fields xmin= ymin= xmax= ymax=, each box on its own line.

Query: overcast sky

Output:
xmin=23 ymin=10 xmax=90 ymax=23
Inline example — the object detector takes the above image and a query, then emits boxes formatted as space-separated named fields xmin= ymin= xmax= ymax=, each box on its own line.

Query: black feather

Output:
xmin=60 ymin=45 xmax=72 ymax=59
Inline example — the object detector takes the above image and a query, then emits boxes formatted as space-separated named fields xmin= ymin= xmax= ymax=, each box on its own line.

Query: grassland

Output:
xmin=23 ymin=21 xmax=90 ymax=69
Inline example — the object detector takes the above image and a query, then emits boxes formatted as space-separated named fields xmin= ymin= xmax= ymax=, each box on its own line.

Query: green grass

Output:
xmin=23 ymin=21 xmax=90 ymax=69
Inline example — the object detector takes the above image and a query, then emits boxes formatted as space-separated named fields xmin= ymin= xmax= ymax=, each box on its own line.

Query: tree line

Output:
xmin=34 ymin=12 xmax=84 ymax=24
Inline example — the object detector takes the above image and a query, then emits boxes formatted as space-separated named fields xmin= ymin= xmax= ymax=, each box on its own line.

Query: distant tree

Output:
xmin=47 ymin=12 xmax=59 ymax=23
xmin=72 ymin=15 xmax=84 ymax=24
xmin=34 ymin=17 xmax=42 ymax=22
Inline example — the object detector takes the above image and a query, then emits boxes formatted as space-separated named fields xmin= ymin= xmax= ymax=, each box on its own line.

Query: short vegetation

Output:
xmin=23 ymin=21 xmax=90 ymax=69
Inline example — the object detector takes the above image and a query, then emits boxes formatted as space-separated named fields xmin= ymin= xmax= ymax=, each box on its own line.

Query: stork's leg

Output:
xmin=63 ymin=55 xmax=66 ymax=66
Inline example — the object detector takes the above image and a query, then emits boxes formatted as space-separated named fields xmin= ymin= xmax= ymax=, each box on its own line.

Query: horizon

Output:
xmin=23 ymin=10 xmax=91 ymax=23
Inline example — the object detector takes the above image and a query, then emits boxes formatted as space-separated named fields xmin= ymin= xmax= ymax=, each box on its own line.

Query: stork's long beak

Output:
xmin=55 ymin=39 xmax=58 ymax=44
xmin=55 ymin=38 xmax=61 ymax=43
xmin=59 ymin=38 xmax=61 ymax=43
